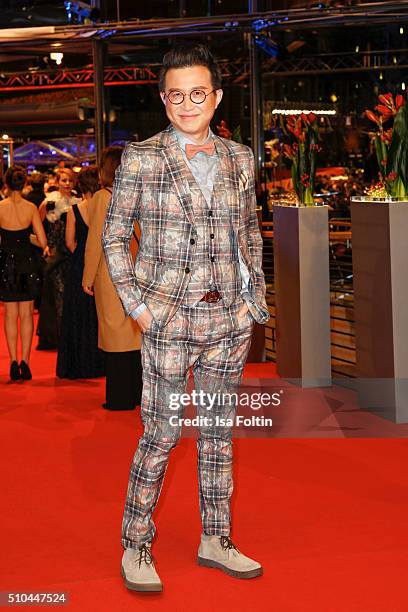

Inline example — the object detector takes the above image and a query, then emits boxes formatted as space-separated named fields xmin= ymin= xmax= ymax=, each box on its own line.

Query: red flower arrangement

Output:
xmin=283 ymin=113 xmax=319 ymax=205
xmin=365 ymin=93 xmax=408 ymax=198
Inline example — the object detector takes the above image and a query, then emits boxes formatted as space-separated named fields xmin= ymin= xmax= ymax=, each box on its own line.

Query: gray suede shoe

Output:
xmin=121 ymin=543 xmax=163 ymax=592
xmin=197 ymin=535 xmax=263 ymax=579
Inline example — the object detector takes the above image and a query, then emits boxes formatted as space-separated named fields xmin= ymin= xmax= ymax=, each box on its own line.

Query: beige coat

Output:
xmin=83 ymin=188 xmax=141 ymax=352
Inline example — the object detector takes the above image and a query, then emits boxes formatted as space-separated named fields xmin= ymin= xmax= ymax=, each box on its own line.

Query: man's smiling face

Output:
xmin=160 ymin=65 xmax=223 ymax=143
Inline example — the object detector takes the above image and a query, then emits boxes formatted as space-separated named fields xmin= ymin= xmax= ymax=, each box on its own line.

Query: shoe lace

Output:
xmin=136 ymin=543 xmax=153 ymax=568
xmin=220 ymin=536 xmax=239 ymax=552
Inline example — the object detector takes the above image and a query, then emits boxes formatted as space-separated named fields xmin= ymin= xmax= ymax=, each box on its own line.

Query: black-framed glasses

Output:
xmin=164 ymin=89 xmax=217 ymax=105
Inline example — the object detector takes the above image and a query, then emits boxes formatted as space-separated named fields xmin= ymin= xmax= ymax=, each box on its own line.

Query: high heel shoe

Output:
xmin=19 ymin=361 xmax=32 ymax=381
xmin=10 ymin=361 xmax=21 ymax=382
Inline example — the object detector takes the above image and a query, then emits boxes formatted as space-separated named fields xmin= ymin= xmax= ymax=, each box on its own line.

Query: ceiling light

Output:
xmin=50 ymin=52 xmax=64 ymax=65
xmin=272 ymin=109 xmax=336 ymax=116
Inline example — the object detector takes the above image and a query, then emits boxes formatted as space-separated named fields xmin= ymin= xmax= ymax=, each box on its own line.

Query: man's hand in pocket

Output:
xmin=136 ymin=308 xmax=154 ymax=332
xmin=237 ymin=302 xmax=249 ymax=318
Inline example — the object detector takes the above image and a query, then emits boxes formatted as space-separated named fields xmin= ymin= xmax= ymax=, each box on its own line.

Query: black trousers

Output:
xmin=104 ymin=350 xmax=142 ymax=410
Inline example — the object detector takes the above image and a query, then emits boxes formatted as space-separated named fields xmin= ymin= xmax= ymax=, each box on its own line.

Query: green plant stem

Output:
xmin=390 ymin=176 xmax=408 ymax=198
xmin=303 ymin=186 xmax=314 ymax=206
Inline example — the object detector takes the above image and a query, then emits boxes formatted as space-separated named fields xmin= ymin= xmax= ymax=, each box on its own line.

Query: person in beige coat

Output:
xmin=83 ymin=146 xmax=142 ymax=410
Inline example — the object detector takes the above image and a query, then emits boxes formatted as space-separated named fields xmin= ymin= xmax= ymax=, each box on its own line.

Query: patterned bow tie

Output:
xmin=185 ymin=141 xmax=215 ymax=160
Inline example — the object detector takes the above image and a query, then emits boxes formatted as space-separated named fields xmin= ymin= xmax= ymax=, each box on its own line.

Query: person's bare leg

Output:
xmin=19 ymin=301 xmax=34 ymax=364
xmin=4 ymin=302 xmax=19 ymax=363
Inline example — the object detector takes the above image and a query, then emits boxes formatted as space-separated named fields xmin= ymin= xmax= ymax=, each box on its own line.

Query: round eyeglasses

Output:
xmin=164 ymin=89 xmax=217 ymax=105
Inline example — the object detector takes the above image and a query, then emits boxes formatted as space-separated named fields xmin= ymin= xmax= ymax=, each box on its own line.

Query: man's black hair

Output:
xmin=158 ymin=44 xmax=222 ymax=92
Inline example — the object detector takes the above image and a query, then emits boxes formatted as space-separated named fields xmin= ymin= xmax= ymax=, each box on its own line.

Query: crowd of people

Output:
xmin=0 ymin=149 xmax=142 ymax=411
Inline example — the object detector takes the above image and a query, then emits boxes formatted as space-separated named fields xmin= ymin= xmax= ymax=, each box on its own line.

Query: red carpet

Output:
xmin=2 ymin=303 xmax=408 ymax=610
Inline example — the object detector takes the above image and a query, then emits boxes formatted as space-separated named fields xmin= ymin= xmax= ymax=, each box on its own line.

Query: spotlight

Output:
xmin=64 ymin=1 xmax=100 ymax=24
xmin=255 ymin=35 xmax=279 ymax=58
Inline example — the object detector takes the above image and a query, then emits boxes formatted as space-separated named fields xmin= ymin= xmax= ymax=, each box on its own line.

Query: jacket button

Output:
xmin=190 ymin=238 xmax=195 ymax=245
xmin=210 ymin=233 xmax=214 ymax=239
xmin=185 ymin=267 xmax=190 ymax=273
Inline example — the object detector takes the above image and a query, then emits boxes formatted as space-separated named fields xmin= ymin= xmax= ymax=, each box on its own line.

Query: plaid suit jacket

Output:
xmin=103 ymin=124 xmax=269 ymax=327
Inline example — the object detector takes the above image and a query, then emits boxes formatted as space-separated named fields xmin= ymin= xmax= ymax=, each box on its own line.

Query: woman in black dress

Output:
xmin=0 ymin=166 xmax=48 ymax=381
xmin=37 ymin=168 xmax=78 ymax=350
xmin=56 ymin=166 xmax=105 ymax=379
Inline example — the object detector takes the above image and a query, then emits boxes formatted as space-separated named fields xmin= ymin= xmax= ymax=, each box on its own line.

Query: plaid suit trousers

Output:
xmin=122 ymin=298 xmax=254 ymax=549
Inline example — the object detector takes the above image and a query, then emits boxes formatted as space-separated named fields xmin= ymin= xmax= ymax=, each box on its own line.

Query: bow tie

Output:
xmin=185 ymin=141 xmax=215 ymax=161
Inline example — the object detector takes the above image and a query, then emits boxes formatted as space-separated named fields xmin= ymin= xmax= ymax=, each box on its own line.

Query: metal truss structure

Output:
xmin=0 ymin=2 xmax=407 ymax=92
xmin=55 ymin=1 xmax=408 ymax=37
xmin=264 ymin=49 xmax=408 ymax=77
xmin=0 ymin=1 xmax=408 ymax=47
xmin=2 ymin=46 xmax=408 ymax=92
xmin=0 ymin=59 xmax=250 ymax=92
xmin=0 ymin=66 xmax=157 ymax=93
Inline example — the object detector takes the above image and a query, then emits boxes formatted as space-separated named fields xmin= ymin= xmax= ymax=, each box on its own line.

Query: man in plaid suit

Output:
xmin=103 ymin=44 xmax=269 ymax=592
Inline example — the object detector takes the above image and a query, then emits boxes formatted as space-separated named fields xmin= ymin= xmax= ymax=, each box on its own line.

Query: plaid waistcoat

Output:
xmin=182 ymin=163 xmax=240 ymax=307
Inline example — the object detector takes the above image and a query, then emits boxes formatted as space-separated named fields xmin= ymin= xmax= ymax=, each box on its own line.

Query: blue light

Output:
xmin=253 ymin=19 xmax=267 ymax=32
xmin=98 ymin=29 xmax=117 ymax=39
xmin=64 ymin=1 xmax=92 ymax=24
xmin=253 ymin=17 xmax=278 ymax=31
xmin=255 ymin=36 xmax=279 ymax=58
